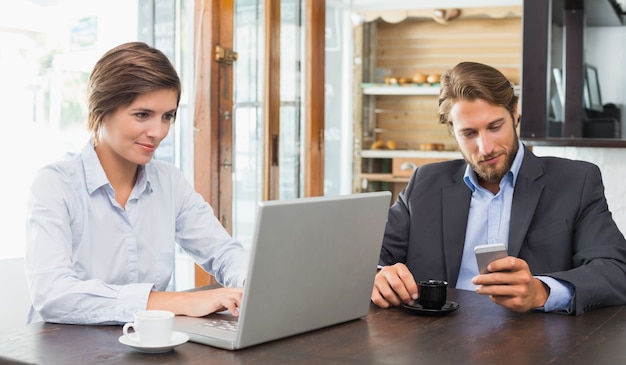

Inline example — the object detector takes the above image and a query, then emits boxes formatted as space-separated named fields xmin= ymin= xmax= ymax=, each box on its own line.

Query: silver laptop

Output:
xmin=173 ymin=191 xmax=391 ymax=350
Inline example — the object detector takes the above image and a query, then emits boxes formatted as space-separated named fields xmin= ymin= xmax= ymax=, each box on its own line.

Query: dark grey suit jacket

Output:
xmin=380 ymin=145 xmax=626 ymax=314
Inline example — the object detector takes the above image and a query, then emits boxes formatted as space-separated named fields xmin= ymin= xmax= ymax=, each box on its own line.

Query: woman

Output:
xmin=25 ymin=42 xmax=249 ymax=325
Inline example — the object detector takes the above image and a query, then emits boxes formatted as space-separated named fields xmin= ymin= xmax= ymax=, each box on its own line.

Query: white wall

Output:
xmin=0 ymin=258 xmax=31 ymax=330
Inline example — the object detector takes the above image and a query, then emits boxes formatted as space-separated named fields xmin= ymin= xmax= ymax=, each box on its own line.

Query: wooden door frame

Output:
xmin=264 ymin=0 xmax=327 ymax=200
xmin=192 ymin=0 xmax=325 ymax=287
xmin=264 ymin=0 xmax=281 ymax=201
xmin=305 ymin=0 xmax=325 ymax=197
xmin=193 ymin=0 xmax=234 ymax=286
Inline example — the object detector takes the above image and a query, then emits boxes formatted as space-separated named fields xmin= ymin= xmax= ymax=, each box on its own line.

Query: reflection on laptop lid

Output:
xmin=173 ymin=191 xmax=391 ymax=350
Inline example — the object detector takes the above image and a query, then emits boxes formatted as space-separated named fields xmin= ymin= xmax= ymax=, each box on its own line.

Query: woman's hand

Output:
xmin=147 ymin=287 xmax=243 ymax=317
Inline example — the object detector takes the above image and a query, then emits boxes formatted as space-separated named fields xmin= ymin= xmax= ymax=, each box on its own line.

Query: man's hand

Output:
xmin=371 ymin=263 xmax=418 ymax=308
xmin=471 ymin=256 xmax=549 ymax=312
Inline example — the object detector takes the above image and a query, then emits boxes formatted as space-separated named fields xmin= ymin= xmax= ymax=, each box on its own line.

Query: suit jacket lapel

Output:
xmin=442 ymin=166 xmax=472 ymax=286
xmin=508 ymin=146 xmax=545 ymax=256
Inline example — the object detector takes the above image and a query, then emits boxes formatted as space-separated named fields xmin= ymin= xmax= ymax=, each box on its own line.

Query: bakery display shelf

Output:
xmin=372 ymin=128 xmax=425 ymax=133
xmin=361 ymin=83 xmax=440 ymax=95
xmin=360 ymin=173 xmax=409 ymax=183
xmin=360 ymin=149 xmax=462 ymax=159
xmin=361 ymin=83 xmax=520 ymax=96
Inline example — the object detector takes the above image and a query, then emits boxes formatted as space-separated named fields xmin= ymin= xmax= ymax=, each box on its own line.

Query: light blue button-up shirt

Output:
xmin=25 ymin=141 xmax=249 ymax=324
xmin=456 ymin=141 xmax=573 ymax=313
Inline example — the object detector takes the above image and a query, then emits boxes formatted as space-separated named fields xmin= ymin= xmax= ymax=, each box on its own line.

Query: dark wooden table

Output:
xmin=2 ymin=289 xmax=626 ymax=365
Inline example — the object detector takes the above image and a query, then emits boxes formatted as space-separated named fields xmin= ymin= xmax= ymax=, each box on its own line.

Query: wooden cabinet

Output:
xmin=521 ymin=0 xmax=625 ymax=143
xmin=353 ymin=8 xmax=522 ymax=201
xmin=392 ymin=157 xmax=451 ymax=177
xmin=358 ymin=149 xmax=462 ymax=199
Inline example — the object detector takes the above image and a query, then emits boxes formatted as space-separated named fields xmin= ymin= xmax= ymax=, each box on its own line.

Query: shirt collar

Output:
xmin=82 ymin=140 xmax=152 ymax=195
xmin=136 ymin=164 xmax=151 ymax=195
xmin=82 ymin=141 xmax=109 ymax=195
xmin=463 ymin=139 xmax=524 ymax=193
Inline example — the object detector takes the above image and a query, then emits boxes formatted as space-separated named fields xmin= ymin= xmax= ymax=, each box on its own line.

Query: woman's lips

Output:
xmin=137 ymin=142 xmax=156 ymax=152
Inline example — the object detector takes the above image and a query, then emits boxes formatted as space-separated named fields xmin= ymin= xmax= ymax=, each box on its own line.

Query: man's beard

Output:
xmin=469 ymin=137 xmax=519 ymax=184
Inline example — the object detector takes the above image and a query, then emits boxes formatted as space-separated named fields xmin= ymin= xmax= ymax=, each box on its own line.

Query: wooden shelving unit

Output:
xmin=353 ymin=9 xmax=523 ymax=201
xmin=361 ymin=84 xmax=440 ymax=96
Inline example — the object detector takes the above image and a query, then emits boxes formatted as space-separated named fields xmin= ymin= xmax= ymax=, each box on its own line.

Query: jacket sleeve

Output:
xmin=379 ymin=169 xmax=417 ymax=266
xmin=547 ymin=163 xmax=626 ymax=314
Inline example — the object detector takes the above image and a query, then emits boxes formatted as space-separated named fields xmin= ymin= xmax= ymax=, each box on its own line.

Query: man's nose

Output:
xmin=476 ymin=133 xmax=494 ymax=155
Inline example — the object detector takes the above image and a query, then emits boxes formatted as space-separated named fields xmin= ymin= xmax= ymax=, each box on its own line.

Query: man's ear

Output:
xmin=512 ymin=103 xmax=520 ymax=128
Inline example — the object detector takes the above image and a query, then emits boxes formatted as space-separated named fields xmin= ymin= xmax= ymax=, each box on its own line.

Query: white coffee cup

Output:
xmin=122 ymin=310 xmax=174 ymax=347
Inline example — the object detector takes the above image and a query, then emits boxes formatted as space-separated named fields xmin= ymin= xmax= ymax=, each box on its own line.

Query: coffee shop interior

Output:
xmin=2 ymin=0 xmax=626 ymax=334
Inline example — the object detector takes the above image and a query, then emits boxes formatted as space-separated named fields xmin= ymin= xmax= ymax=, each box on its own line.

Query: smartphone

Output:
xmin=474 ymin=243 xmax=508 ymax=274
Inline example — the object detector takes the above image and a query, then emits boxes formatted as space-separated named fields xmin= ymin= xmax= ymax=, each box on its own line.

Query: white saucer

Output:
xmin=118 ymin=331 xmax=189 ymax=353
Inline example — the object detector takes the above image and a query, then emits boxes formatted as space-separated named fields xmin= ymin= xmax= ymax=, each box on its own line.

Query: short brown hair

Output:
xmin=438 ymin=62 xmax=518 ymax=126
xmin=86 ymin=42 xmax=182 ymax=138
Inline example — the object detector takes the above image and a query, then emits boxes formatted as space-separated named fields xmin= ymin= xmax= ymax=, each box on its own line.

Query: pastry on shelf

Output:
xmin=371 ymin=140 xmax=386 ymax=149
xmin=426 ymin=74 xmax=441 ymax=84
xmin=412 ymin=73 xmax=427 ymax=84
xmin=370 ymin=140 xmax=398 ymax=150
xmin=419 ymin=143 xmax=445 ymax=151
xmin=384 ymin=76 xmax=398 ymax=85
xmin=397 ymin=77 xmax=410 ymax=85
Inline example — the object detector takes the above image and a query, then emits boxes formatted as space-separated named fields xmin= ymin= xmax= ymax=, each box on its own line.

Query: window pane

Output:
xmin=0 ymin=0 xmax=142 ymax=259
xmin=233 ymin=1 xmax=264 ymax=250
xmin=324 ymin=0 xmax=354 ymax=196
xmin=0 ymin=0 xmax=195 ymax=291
xmin=279 ymin=0 xmax=302 ymax=200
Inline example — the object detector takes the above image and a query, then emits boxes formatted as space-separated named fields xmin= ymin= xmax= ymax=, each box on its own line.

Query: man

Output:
xmin=371 ymin=61 xmax=626 ymax=315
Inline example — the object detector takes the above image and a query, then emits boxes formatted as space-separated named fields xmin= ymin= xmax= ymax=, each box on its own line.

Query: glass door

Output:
xmin=231 ymin=0 xmax=304 ymax=248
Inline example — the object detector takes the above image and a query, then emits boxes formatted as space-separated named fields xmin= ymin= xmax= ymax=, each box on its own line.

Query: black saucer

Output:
xmin=402 ymin=301 xmax=459 ymax=316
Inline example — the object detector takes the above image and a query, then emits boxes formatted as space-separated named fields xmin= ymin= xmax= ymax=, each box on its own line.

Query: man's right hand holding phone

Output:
xmin=472 ymin=243 xmax=549 ymax=312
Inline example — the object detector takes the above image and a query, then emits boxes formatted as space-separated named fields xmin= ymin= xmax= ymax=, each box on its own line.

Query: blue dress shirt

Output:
xmin=456 ymin=141 xmax=573 ymax=313
xmin=25 ymin=141 xmax=249 ymax=324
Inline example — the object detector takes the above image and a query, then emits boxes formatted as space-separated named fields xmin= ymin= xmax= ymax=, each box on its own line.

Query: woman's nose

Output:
xmin=146 ymin=119 xmax=171 ymax=139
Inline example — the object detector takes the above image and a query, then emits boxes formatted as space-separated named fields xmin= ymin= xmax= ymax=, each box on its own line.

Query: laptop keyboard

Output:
xmin=196 ymin=318 xmax=239 ymax=333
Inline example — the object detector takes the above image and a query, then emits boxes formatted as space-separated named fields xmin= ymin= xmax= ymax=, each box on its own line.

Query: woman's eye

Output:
xmin=163 ymin=113 xmax=176 ymax=123
xmin=135 ymin=112 xmax=149 ymax=120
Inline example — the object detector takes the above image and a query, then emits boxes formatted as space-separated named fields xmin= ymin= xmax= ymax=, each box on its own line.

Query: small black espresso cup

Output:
xmin=418 ymin=280 xmax=448 ymax=310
